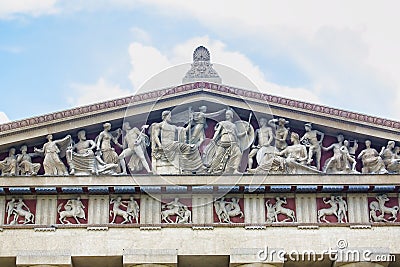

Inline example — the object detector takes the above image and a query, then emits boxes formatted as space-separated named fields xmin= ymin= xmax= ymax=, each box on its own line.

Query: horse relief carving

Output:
xmin=265 ymin=197 xmax=296 ymax=223
xmin=110 ymin=197 xmax=139 ymax=224
xmin=317 ymin=196 xmax=348 ymax=223
xmin=369 ymin=194 xmax=399 ymax=222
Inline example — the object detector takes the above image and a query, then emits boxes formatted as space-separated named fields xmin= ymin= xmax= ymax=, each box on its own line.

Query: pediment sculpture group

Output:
xmin=0 ymin=106 xmax=399 ymax=176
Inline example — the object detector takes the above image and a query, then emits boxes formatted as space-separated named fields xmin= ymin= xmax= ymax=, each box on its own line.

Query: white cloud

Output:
xmin=0 ymin=0 xmax=59 ymax=19
xmin=68 ymin=78 xmax=131 ymax=107
xmin=128 ymin=36 xmax=321 ymax=105
xmin=0 ymin=112 xmax=10 ymax=123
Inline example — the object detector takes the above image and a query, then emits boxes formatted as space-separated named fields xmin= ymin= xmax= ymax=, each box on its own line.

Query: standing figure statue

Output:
xmin=16 ymin=145 xmax=41 ymax=176
xmin=151 ymin=110 xmax=204 ymax=174
xmin=323 ymin=134 xmax=347 ymax=173
xmin=379 ymin=141 xmax=400 ymax=174
xmin=300 ymin=123 xmax=324 ymax=170
xmin=336 ymin=196 xmax=348 ymax=223
xmin=96 ymin=122 xmax=121 ymax=173
xmin=117 ymin=122 xmax=151 ymax=174
xmin=34 ymin=134 xmax=71 ymax=176
xmin=204 ymin=110 xmax=253 ymax=174
xmin=268 ymin=118 xmax=289 ymax=151
xmin=339 ymin=140 xmax=357 ymax=172
xmin=189 ymin=106 xmax=226 ymax=146
xmin=0 ymin=147 xmax=17 ymax=176
xmin=247 ymin=117 xmax=273 ymax=170
xmin=357 ymin=140 xmax=387 ymax=174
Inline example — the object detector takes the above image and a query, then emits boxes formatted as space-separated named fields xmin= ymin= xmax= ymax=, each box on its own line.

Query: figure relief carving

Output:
xmin=110 ymin=197 xmax=139 ymax=224
xmin=249 ymin=132 xmax=319 ymax=174
xmin=6 ymin=198 xmax=35 ymax=225
xmin=369 ymin=194 xmax=399 ymax=222
xmin=268 ymin=118 xmax=289 ymax=151
xmin=117 ymin=122 xmax=151 ymax=174
xmin=357 ymin=140 xmax=387 ymax=174
xmin=34 ymin=134 xmax=71 ymax=175
xmin=151 ymin=110 xmax=205 ymax=174
xmin=161 ymin=198 xmax=192 ymax=224
xmin=379 ymin=141 xmax=400 ymax=174
xmin=214 ymin=197 xmax=244 ymax=223
xmin=265 ymin=197 xmax=296 ymax=223
xmin=95 ymin=122 xmax=122 ymax=173
xmin=16 ymin=145 xmax=41 ymax=176
xmin=0 ymin=147 xmax=17 ymax=176
xmin=57 ymin=197 xmax=87 ymax=224
xmin=247 ymin=117 xmax=273 ymax=170
xmin=204 ymin=110 xmax=254 ymax=174
xmin=323 ymin=135 xmax=358 ymax=174
xmin=300 ymin=123 xmax=324 ymax=170
xmin=317 ymin=196 xmax=348 ymax=223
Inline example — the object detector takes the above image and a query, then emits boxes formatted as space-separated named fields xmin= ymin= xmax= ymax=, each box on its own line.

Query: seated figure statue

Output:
xmin=151 ymin=110 xmax=205 ymax=174
xmin=357 ymin=140 xmax=387 ymax=174
xmin=250 ymin=132 xmax=320 ymax=174
xmin=16 ymin=145 xmax=41 ymax=176
xmin=379 ymin=141 xmax=400 ymax=174
xmin=67 ymin=129 xmax=118 ymax=175
xmin=0 ymin=147 xmax=17 ymax=176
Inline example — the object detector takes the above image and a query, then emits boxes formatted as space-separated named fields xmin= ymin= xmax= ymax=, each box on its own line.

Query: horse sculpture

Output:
xmin=370 ymin=194 xmax=399 ymax=222
xmin=317 ymin=196 xmax=338 ymax=223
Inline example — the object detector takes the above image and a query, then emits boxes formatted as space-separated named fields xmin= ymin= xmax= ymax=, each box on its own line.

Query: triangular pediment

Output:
xmin=0 ymin=81 xmax=399 ymax=176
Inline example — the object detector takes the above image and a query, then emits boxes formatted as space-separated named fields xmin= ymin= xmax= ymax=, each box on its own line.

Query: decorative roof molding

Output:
xmin=1 ymin=82 xmax=399 ymax=135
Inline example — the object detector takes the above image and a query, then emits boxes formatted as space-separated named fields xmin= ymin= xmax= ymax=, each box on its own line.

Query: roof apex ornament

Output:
xmin=182 ymin=46 xmax=222 ymax=84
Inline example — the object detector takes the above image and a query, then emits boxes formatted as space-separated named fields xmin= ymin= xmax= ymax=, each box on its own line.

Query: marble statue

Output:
xmin=317 ymin=195 xmax=348 ymax=223
xmin=247 ymin=117 xmax=273 ymax=170
xmin=268 ymin=118 xmax=289 ymax=151
xmin=369 ymin=194 xmax=399 ymax=222
xmin=322 ymin=134 xmax=357 ymax=174
xmin=300 ymin=123 xmax=324 ymax=170
xmin=379 ymin=141 xmax=400 ymax=174
xmin=151 ymin=110 xmax=204 ymax=174
xmin=250 ymin=132 xmax=319 ymax=174
xmin=6 ymin=198 xmax=34 ymax=225
xmin=117 ymin=122 xmax=151 ymax=174
xmin=58 ymin=197 xmax=86 ymax=224
xmin=96 ymin=122 xmax=121 ymax=173
xmin=336 ymin=196 xmax=348 ymax=223
xmin=204 ymin=110 xmax=253 ymax=174
xmin=161 ymin=198 xmax=191 ymax=224
xmin=265 ymin=197 xmax=296 ymax=223
xmin=16 ymin=145 xmax=40 ymax=176
xmin=357 ymin=140 xmax=387 ymax=174
xmin=66 ymin=130 xmax=96 ymax=175
xmin=110 ymin=197 xmax=139 ymax=224
xmin=0 ymin=147 xmax=17 ymax=176
xmin=214 ymin=197 xmax=243 ymax=223
xmin=34 ymin=134 xmax=71 ymax=176
xmin=188 ymin=106 xmax=225 ymax=146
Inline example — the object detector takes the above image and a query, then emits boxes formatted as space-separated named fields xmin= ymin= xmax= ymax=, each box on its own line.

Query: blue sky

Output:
xmin=1 ymin=0 xmax=400 ymax=123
